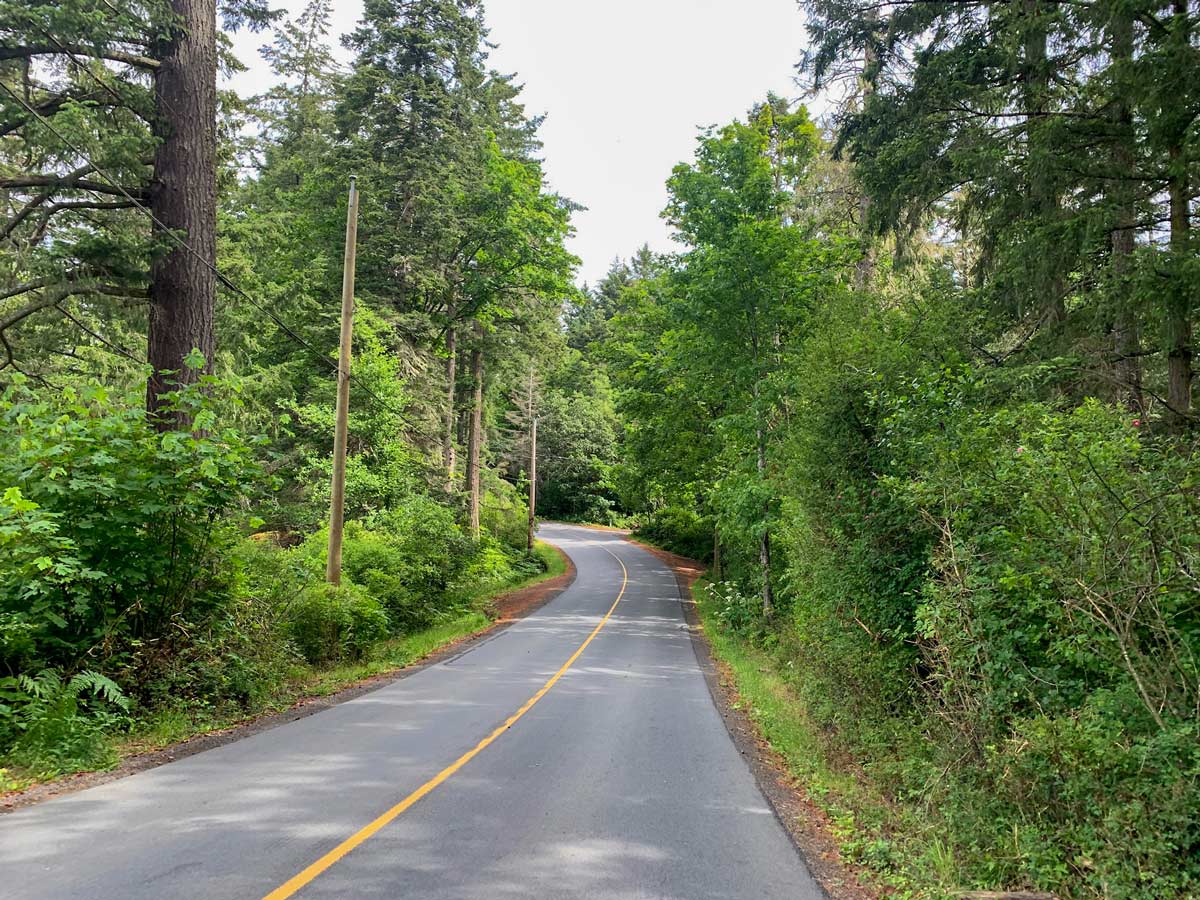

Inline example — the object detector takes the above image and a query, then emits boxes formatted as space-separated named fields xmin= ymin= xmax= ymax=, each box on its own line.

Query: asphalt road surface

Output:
xmin=1 ymin=523 xmax=823 ymax=900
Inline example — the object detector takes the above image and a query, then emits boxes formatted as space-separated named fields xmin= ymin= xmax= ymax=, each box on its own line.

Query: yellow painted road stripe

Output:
xmin=262 ymin=543 xmax=629 ymax=900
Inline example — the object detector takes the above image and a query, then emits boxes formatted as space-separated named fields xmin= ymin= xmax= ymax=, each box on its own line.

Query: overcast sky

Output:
xmin=226 ymin=1 xmax=812 ymax=287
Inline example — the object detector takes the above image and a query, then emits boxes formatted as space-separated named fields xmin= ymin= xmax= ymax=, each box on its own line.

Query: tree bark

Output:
xmin=1167 ymin=147 xmax=1192 ymax=422
xmin=146 ymin=0 xmax=217 ymax=426
xmin=1166 ymin=0 xmax=1193 ymax=423
xmin=443 ymin=323 xmax=457 ymax=490
xmin=466 ymin=331 xmax=484 ymax=537
xmin=527 ymin=415 xmax=537 ymax=552
xmin=757 ymin=429 xmax=774 ymax=616
xmin=1109 ymin=7 xmax=1143 ymax=412
xmin=752 ymin=372 xmax=774 ymax=615
xmin=1022 ymin=0 xmax=1066 ymax=328
xmin=854 ymin=18 xmax=878 ymax=289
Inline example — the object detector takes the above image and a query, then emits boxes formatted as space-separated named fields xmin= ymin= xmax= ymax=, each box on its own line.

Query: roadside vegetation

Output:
xmin=0 ymin=0 xmax=601 ymax=792
xmin=576 ymin=4 xmax=1200 ymax=895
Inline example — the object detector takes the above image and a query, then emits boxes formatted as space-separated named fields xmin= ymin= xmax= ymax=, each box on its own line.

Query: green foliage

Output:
xmin=0 ymin=378 xmax=264 ymax=687
xmin=705 ymin=581 xmax=759 ymax=637
xmin=534 ymin=348 xmax=622 ymax=522
xmin=635 ymin=506 xmax=713 ymax=562
xmin=283 ymin=582 xmax=390 ymax=666
xmin=335 ymin=498 xmax=471 ymax=631
xmin=0 ymin=669 xmax=129 ymax=776
xmin=604 ymin=79 xmax=1200 ymax=895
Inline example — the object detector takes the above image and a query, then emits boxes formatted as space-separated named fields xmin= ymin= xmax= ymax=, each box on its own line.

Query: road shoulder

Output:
xmin=627 ymin=536 xmax=878 ymax=900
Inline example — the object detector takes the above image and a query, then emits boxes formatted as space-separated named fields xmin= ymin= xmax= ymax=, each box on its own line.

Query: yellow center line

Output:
xmin=261 ymin=543 xmax=629 ymax=900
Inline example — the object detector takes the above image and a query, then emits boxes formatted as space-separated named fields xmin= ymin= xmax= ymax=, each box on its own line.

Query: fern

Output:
xmin=4 ymin=668 xmax=129 ymax=776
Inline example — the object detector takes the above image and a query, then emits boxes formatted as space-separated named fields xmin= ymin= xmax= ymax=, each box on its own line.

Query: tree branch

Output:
xmin=0 ymin=44 xmax=159 ymax=70
xmin=0 ymin=174 xmax=148 ymax=200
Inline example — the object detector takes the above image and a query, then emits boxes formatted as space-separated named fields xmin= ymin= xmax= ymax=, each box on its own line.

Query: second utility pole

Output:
xmin=527 ymin=414 xmax=537 ymax=552
xmin=326 ymin=176 xmax=360 ymax=585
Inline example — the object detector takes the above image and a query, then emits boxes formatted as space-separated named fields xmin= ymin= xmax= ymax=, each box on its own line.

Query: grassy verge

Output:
xmin=692 ymin=576 xmax=941 ymax=898
xmin=2 ymin=541 xmax=570 ymax=796
xmin=473 ymin=539 xmax=568 ymax=599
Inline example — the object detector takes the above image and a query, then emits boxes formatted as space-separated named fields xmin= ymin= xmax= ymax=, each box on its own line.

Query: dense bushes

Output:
xmin=284 ymin=583 xmax=390 ymax=665
xmin=634 ymin=506 xmax=713 ymax=561
xmin=0 ymin=377 xmax=262 ymax=688
xmin=611 ymin=257 xmax=1200 ymax=893
xmin=0 ymin=377 xmax=547 ymax=783
xmin=773 ymin=366 xmax=1200 ymax=894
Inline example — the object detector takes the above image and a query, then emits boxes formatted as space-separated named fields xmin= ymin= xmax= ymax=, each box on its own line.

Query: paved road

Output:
xmin=1 ymin=524 xmax=822 ymax=899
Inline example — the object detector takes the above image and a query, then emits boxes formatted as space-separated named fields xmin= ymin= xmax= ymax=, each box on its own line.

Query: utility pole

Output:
xmin=528 ymin=415 xmax=537 ymax=552
xmin=326 ymin=176 xmax=359 ymax=585
xmin=523 ymin=365 xmax=538 ymax=552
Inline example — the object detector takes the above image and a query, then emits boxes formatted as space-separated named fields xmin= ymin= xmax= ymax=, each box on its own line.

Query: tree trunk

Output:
xmin=1109 ymin=7 xmax=1143 ymax=411
xmin=854 ymin=19 xmax=878 ymax=289
xmin=1167 ymin=146 xmax=1192 ymax=421
xmin=1022 ymin=0 xmax=1066 ymax=328
xmin=443 ymin=324 xmax=457 ymax=490
xmin=757 ymin=427 xmax=774 ymax=616
xmin=712 ymin=527 xmax=721 ymax=580
xmin=752 ymin=370 xmax=773 ymax=615
xmin=1166 ymin=0 xmax=1192 ymax=423
xmin=146 ymin=0 xmax=217 ymax=426
xmin=466 ymin=335 xmax=484 ymax=537
xmin=527 ymin=415 xmax=537 ymax=552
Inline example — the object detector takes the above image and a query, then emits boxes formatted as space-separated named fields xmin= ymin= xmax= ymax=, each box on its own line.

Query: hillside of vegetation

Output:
xmin=577 ymin=4 xmax=1199 ymax=896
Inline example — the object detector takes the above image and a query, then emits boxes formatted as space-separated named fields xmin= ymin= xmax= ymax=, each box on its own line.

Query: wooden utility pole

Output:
xmin=527 ymin=415 xmax=538 ymax=552
xmin=466 ymin=336 xmax=484 ymax=537
xmin=326 ymin=176 xmax=359 ymax=585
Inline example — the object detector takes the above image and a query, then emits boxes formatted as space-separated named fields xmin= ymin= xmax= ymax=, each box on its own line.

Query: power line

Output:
xmin=0 ymin=73 xmax=400 ymax=415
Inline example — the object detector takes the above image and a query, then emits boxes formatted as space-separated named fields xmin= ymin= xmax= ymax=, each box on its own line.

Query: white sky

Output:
xmin=226 ymin=1 xmax=813 ymax=287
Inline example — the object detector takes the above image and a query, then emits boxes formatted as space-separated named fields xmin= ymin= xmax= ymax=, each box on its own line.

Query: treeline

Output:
xmin=0 ymin=0 xmax=618 ymax=783
xmin=577 ymin=1 xmax=1199 ymax=895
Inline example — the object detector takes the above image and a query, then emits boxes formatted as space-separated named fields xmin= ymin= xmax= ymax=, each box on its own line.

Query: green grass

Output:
xmin=532 ymin=539 xmax=569 ymax=580
xmin=693 ymin=577 xmax=946 ymax=899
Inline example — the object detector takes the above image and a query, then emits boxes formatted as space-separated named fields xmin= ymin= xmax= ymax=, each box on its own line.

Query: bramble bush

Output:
xmin=283 ymin=582 xmax=390 ymax=665
xmin=770 ymin=352 xmax=1200 ymax=896
xmin=0 ymin=375 xmax=264 ymax=691
xmin=885 ymin=391 xmax=1200 ymax=896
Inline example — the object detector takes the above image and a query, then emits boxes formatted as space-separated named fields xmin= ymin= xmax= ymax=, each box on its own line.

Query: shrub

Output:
xmin=462 ymin=535 xmax=541 ymax=594
xmin=0 ymin=669 xmax=129 ymax=776
xmin=0 ymin=377 xmax=263 ymax=693
xmin=135 ymin=538 xmax=305 ymax=712
xmin=295 ymin=496 xmax=474 ymax=633
xmin=359 ymin=497 xmax=474 ymax=628
xmin=284 ymin=582 xmax=389 ymax=665
xmin=635 ymin=505 xmax=712 ymax=560
xmin=706 ymin=581 xmax=759 ymax=636
xmin=478 ymin=473 xmax=529 ymax=551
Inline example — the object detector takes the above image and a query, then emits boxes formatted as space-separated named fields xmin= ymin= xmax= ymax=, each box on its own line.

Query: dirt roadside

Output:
xmin=1 ymin=549 xmax=577 ymax=813
xmin=627 ymin=536 xmax=879 ymax=900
